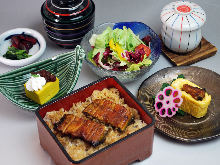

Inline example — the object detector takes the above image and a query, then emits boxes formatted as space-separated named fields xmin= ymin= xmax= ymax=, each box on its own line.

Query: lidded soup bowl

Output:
xmin=41 ymin=0 xmax=95 ymax=48
xmin=160 ymin=1 xmax=206 ymax=53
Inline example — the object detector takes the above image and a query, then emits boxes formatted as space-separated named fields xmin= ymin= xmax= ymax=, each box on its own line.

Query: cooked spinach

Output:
xmin=3 ymin=47 xmax=31 ymax=60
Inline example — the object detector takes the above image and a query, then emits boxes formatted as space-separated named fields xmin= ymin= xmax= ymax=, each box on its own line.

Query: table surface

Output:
xmin=0 ymin=0 xmax=220 ymax=165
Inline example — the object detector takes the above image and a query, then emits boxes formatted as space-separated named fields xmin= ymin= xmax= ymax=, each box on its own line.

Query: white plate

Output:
xmin=0 ymin=28 xmax=46 ymax=66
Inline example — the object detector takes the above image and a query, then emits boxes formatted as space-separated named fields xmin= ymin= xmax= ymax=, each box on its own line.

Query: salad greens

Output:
xmin=126 ymin=58 xmax=152 ymax=71
xmin=88 ymin=26 xmax=152 ymax=71
xmin=3 ymin=47 xmax=31 ymax=60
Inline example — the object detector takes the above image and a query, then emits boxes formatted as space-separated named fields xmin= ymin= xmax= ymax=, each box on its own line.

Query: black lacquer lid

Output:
xmin=41 ymin=0 xmax=94 ymax=23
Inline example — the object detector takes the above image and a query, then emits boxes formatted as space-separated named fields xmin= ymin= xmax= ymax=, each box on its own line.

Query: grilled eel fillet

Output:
xmin=182 ymin=84 xmax=205 ymax=101
xmin=55 ymin=114 xmax=108 ymax=147
xmin=83 ymin=99 xmax=133 ymax=132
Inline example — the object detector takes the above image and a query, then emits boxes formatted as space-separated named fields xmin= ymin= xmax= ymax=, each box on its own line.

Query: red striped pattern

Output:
xmin=46 ymin=0 xmax=90 ymax=16
xmin=191 ymin=12 xmax=205 ymax=22
xmin=161 ymin=11 xmax=174 ymax=17
xmin=179 ymin=16 xmax=184 ymax=49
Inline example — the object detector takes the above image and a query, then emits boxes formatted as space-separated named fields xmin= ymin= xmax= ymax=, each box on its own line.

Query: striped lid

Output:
xmin=160 ymin=1 xmax=206 ymax=31
xmin=41 ymin=0 xmax=94 ymax=23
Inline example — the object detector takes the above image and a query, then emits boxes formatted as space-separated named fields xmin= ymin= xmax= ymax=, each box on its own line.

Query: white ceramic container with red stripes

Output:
xmin=160 ymin=1 xmax=206 ymax=53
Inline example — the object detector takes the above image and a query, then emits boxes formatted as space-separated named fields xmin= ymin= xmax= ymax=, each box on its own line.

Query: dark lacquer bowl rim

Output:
xmin=41 ymin=0 xmax=95 ymax=24
xmin=45 ymin=0 xmax=91 ymax=16
xmin=35 ymin=76 xmax=155 ymax=164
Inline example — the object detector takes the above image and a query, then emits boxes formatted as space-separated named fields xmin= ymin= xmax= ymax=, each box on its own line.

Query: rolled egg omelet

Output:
xmin=171 ymin=78 xmax=211 ymax=118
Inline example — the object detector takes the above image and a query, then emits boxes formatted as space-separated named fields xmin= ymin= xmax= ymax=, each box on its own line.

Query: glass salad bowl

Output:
xmin=80 ymin=22 xmax=161 ymax=83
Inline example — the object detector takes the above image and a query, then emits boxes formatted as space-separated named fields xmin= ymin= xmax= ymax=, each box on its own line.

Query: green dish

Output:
xmin=0 ymin=45 xmax=85 ymax=111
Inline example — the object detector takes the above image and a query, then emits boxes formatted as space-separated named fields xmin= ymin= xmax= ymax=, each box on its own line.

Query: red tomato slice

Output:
xmin=135 ymin=44 xmax=151 ymax=57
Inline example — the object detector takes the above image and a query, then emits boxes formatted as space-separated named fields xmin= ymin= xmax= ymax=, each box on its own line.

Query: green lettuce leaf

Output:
xmin=126 ymin=58 xmax=152 ymax=71
xmin=110 ymin=26 xmax=144 ymax=52
xmin=94 ymin=26 xmax=112 ymax=49
xmin=88 ymin=50 xmax=94 ymax=59
xmin=126 ymin=28 xmax=144 ymax=51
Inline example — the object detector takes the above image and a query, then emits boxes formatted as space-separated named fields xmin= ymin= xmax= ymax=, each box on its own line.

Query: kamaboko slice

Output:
xmin=154 ymin=86 xmax=183 ymax=117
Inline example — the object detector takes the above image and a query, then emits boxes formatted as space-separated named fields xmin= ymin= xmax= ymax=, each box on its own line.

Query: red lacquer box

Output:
xmin=35 ymin=77 xmax=155 ymax=165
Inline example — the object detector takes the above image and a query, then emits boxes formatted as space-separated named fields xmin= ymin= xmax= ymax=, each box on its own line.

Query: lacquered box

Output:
xmin=35 ymin=76 xmax=155 ymax=165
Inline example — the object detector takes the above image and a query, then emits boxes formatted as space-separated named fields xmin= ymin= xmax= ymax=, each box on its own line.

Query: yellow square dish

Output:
xmin=24 ymin=77 xmax=59 ymax=105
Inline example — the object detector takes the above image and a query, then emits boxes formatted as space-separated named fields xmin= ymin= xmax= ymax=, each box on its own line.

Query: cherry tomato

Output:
xmin=135 ymin=44 xmax=151 ymax=57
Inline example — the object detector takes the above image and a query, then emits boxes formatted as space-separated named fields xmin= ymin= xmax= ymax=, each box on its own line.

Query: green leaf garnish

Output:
xmin=177 ymin=74 xmax=185 ymax=79
xmin=160 ymin=83 xmax=170 ymax=91
xmin=152 ymin=95 xmax=156 ymax=100
xmin=31 ymin=74 xmax=40 ymax=78
xmin=171 ymin=74 xmax=185 ymax=84
xmin=176 ymin=109 xmax=185 ymax=116
xmin=3 ymin=47 xmax=31 ymax=60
